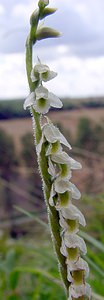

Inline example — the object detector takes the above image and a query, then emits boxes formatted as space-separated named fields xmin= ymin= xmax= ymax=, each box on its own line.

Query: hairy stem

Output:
xmin=26 ymin=28 xmax=69 ymax=295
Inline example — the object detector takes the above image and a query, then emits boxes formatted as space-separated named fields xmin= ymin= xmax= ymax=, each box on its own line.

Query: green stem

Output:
xmin=25 ymin=24 xmax=69 ymax=296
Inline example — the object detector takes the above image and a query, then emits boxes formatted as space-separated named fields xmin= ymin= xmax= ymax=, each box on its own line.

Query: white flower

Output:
xmin=49 ymin=184 xmax=71 ymax=207
xmin=37 ymin=122 xmax=71 ymax=154
xmin=61 ymin=238 xmax=80 ymax=263
xmin=59 ymin=214 xmax=79 ymax=234
xmin=64 ymin=233 xmax=87 ymax=255
xmin=46 ymin=141 xmax=62 ymax=156
xmin=69 ymin=283 xmax=91 ymax=298
xmin=43 ymin=123 xmax=71 ymax=149
xmin=31 ymin=62 xmax=57 ymax=82
xmin=49 ymin=179 xmax=81 ymax=207
xmin=67 ymin=257 xmax=89 ymax=282
xmin=24 ymin=86 xmax=62 ymax=114
xmin=59 ymin=205 xmax=86 ymax=227
xmin=48 ymin=157 xmax=72 ymax=180
xmin=54 ymin=178 xmax=81 ymax=200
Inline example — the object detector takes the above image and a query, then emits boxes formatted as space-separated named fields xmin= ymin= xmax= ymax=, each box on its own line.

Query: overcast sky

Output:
xmin=0 ymin=0 xmax=104 ymax=99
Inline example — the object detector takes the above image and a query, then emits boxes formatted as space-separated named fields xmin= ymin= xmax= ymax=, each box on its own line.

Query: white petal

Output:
xmin=23 ymin=92 xmax=35 ymax=110
xmin=35 ymin=86 xmax=48 ymax=100
xmin=43 ymin=123 xmax=60 ymax=143
xmin=59 ymin=134 xmax=72 ymax=149
xmin=31 ymin=69 xmax=38 ymax=82
xmin=51 ymin=152 xmax=81 ymax=170
xmin=43 ymin=123 xmax=71 ymax=149
xmin=60 ymin=238 xmax=67 ymax=257
xmin=42 ymin=70 xmax=57 ymax=82
xmin=85 ymin=283 xmax=92 ymax=298
xmin=69 ymin=283 xmax=91 ymax=298
xmin=70 ymin=284 xmax=85 ymax=297
xmin=36 ymin=134 xmax=44 ymax=155
xmin=68 ymin=182 xmax=81 ymax=200
xmin=68 ymin=157 xmax=82 ymax=170
xmin=35 ymin=63 xmax=49 ymax=74
xmin=48 ymin=157 xmax=56 ymax=177
xmin=54 ymin=179 xmax=71 ymax=194
xmin=60 ymin=205 xmax=86 ymax=227
xmin=54 ymin=179 xmax=81 ymax=199
xmin=49 ymin=184 xmax=56 ymax=206
xmin=51 ymin=152 xmax=71 ymax=164
xmin=48 ymin=92 xmax=63 ymax=108
xmin=64 ymin=233 xmax=87 ymax=255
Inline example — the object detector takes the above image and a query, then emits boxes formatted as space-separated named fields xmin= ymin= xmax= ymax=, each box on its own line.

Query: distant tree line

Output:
xmin=0 ymin=98 xmax=104 ymax=119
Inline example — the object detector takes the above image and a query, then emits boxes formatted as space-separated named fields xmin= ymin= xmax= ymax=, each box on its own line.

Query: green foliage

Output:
xmin=0 ymin=194 xmax=104 ymax=299
xmin=76 ymin=117 xmax=104 ymax=153
xmin=76 ymin=117 xmax=93 ymax=150
xmin=0 ymin=100 xmax=30 ymax=120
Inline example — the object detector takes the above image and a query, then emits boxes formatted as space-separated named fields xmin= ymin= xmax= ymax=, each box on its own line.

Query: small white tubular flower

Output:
xmin=37 ymin=122 xmax=71 ymax=155
xmin=59 ymin=214 xmax=79 ymax=234
xmin=31 ymin=62 xmax=57 ymax=82
xmin=67 ymin=257 xmax=89 ymax=282
xmin=69 ymin=283 xmax=91 ymax=298
xmin=43 ymin=123 xmax=71 ymax=149
xmin=61 ymin=240 xmax=80 ymax=264
xmin=64 ymin=233 xmax=87 ymax=256
xmin=59 ymin=205 xmax=86 ymax=227
xmin=24 ymin=86 xmax=62 ymax=114
xmin=54 ymin=178 xmax=81 ymax=200
xmin=48 ymin=158 xmax=72 ymax=181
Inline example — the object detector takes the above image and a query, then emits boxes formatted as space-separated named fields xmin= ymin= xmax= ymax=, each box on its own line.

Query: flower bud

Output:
xmin=36 ymin=27 xmax=61 ymax=40
xmin=39 ymin=7 xmax=57 ymax=20
xmin=38 ymin=0 xmax=49 ymax=9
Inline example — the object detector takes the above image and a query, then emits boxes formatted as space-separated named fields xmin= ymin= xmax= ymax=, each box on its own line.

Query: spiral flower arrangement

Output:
xmin=24 ymin=1 xmax=91 ymax=299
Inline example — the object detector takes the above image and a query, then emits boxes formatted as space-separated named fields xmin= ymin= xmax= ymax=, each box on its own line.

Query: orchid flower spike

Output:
xmin=25 ymin=0 xmax=91 ymax=299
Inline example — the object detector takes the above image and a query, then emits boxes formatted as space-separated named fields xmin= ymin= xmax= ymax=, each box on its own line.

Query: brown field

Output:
xmin=0 ymin=107 xmax=104 ymax=151
xmin=0 ymin=107 xmax=104 ymax=195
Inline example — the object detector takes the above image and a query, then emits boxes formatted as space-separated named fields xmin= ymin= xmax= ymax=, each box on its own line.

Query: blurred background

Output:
xmin=0 ymin=0 xmax=104 ymax=299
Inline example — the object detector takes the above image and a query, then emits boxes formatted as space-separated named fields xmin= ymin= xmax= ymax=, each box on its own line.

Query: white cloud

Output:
xmin=0 ymin=4 xmax=4 ymax=14
xmin=0 ymin=53 xmax=28 ymax=98
xmin=0 ymin=0 xmax=104 ymax=98
xmin=11 ymin=2 xmax=35 ymax=22
xmin=0 ymin=48 xmax=104 ymax=99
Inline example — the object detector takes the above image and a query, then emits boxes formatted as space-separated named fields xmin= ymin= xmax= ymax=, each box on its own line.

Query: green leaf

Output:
xmin=86 ymin=256 xmax=104 ymax=277
xmin=9 ymin=270 xmax=20 ymax=290
xmin=36 ymin=27 xmax=61 ymax=41
xmin=39 ymin=7 xmax=57 ymax=19
xmin=13 ymin=266 xmax=62 ymax=287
